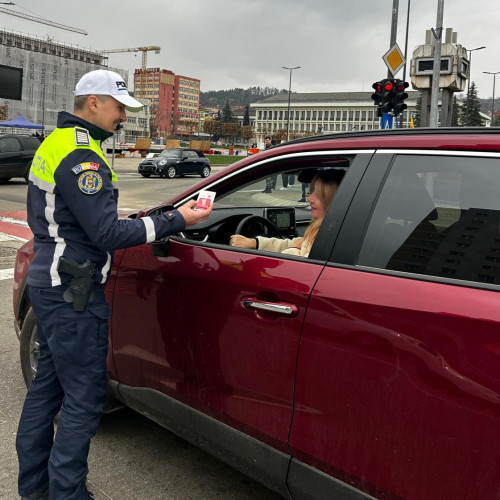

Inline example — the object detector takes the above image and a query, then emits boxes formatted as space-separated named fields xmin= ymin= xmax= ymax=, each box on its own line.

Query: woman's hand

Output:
xmin=290 ymin=237 xmax=304 ymax=250
xmin=230 ymin=234 xmax=257 ymax=248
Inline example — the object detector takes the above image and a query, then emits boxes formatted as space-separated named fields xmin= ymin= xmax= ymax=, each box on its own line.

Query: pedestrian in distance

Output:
xmin=16 ymin=69 xmax=212 ymax=500
xmin=262 ymin=135 xmax=277 ymax=193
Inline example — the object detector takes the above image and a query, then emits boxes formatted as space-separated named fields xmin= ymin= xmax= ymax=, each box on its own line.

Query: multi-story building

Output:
xmin=251 ymin=91 xmax=419 ymax=144
xmin=0 ymin=30 xmax=126 ymax=133
xmin=133 ymin=68 xmax=200 ymax=138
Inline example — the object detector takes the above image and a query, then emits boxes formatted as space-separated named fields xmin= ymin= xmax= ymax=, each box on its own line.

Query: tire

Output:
xmin=25 ymin=162 xmax=32 ymax=184
xmin=20 ymin=307 xmax=38 ymax=388
xmin=166 ymin=166 xmax=176 ymax=179
xmin=200 ymin=166 xmax=211 ymax=178
xmin=140 ymin=173 xmax=151 ymax=178
xmin=18 ymin=305 xmax=123 ymax=413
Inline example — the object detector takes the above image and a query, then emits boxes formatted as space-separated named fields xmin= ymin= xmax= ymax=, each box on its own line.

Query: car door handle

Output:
xmin=242 ymin=297 xmax=298 ymax=316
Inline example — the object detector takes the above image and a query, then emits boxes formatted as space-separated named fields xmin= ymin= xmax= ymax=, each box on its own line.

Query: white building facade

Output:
xmin=251 ymin=91 xmax=419 ymax=143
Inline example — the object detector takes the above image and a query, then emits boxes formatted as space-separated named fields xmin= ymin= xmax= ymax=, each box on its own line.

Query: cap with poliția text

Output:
xmin=74 ymin=70 xmax=143 ymax=111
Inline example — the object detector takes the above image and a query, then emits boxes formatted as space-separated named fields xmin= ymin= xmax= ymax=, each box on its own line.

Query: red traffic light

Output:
xmin=384 ymin=80 xmax=394 ymax=92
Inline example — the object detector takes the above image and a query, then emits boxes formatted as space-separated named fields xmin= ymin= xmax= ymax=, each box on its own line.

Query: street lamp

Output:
xmin=483 ymin=71 xmax=500 ymax=126
xmin=465 ymin=46 xmax=486 ymax=126
xmin=282 ymin=66 xmax=300 ymax=141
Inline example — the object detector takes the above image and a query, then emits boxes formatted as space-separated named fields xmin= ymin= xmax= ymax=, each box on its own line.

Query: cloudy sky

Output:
xmin=2 ymin=0 xmax=499 ymax=99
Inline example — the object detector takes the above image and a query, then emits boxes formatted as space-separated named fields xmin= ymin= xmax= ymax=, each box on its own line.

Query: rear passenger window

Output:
xmin=357 ymin=155 xmax=500 ymax=285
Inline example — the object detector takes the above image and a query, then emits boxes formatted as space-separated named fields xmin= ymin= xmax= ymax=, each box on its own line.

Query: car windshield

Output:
xmin=158 ymin=149 xmax=181 ymax=158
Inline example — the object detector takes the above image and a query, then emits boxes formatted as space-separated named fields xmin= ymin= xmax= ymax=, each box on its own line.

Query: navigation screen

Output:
xmin=276 ymin=212 xmax=291 ymax=229
xmin=265 ymin=208 xmax=296 ymax=237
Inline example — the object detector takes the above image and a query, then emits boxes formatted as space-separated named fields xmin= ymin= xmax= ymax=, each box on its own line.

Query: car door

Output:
xmin=109 ymin=152 xmax=370 ymax=458
xmin=288 ymin=152 xmax=500 ymax=500
xmin=0 ymin=136 xmax=23 ymax=175
xmin=179 ymin=149 xmax=197 ymax=174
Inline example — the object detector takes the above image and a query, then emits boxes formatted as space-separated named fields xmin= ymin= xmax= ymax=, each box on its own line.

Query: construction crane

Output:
xmin=0 ymin=6 xmax=87 ymax=34
xmin=99 ymin=46 xmax=161 ymax=71
xmin=99 ymin=46 xmax=161 ymax=100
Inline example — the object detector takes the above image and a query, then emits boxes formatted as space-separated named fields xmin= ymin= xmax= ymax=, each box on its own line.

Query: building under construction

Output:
xmin=0 ymin=29 xmax=128 ymax=131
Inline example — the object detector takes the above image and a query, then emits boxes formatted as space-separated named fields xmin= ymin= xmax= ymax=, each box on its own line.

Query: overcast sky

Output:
xmin=2 ymin=0 xmax=499 ymax=99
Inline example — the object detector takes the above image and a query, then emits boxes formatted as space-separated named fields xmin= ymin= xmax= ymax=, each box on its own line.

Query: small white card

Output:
xmin=195 ymin=190 xmax=216 ymax=210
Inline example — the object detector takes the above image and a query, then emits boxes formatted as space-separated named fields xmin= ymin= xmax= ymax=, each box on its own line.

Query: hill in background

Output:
xmin=200 ymin=87 xmax=288 ymax=108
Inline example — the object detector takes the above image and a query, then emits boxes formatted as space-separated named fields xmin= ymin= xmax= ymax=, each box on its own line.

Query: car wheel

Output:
xmin=19 ymin=306 xmax=123 ymax=413
xmin=166 ymin=166 xmax=176 ymax=179
xmin=141 ymin=173 xmax=151 ymax=178
xmin=20 ymin=307 xmax=38 ymax=388
xmin=200 ymin=166 xmax=211 ymax=178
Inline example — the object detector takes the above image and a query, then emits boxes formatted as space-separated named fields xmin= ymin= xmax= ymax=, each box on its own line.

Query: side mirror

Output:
xmin=151 ymin=237 xmax=170 ymax=257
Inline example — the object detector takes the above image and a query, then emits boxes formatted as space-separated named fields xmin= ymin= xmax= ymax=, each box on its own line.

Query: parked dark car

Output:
xmin=14 ymin=128 xmax=500 ymax=500
xmin=138 ymin=147 xmax=211 ymax=178
xmin=0 ymin=134 xmax=41 ymax=183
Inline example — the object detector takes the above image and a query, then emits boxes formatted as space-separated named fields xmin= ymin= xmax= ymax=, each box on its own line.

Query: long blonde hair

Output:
xmin=303 ymin=169 xmax=345 ymax=245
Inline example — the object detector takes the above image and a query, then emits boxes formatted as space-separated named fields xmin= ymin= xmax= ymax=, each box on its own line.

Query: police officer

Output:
xmin=16 ymin=69 xmax=212 ymax=500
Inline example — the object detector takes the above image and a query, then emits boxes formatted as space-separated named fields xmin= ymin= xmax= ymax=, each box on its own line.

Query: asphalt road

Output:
xmin=0 ymin=157 xmax=282 ymax=500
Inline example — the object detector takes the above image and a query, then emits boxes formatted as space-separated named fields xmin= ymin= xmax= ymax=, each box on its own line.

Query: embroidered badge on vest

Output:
xmin=74 ymin=127 xmax=90 ymax=146
xmin=78 ymin=171 xmax=103 ymax=194
xmin=72 ymin=162 xmax=99 ymax=175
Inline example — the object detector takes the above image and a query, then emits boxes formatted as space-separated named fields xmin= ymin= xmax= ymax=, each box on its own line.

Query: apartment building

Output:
xmin=133 ymin=68 xmax=200 ymax=138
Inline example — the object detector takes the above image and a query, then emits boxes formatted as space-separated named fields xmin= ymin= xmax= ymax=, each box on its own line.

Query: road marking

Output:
xmin=0 ymin=215 xmax=29 ymax=227
xmin=0 ymin=268 xmax=14 ymax=280
xmin=0 ymin=233 xmax=27 ymax=242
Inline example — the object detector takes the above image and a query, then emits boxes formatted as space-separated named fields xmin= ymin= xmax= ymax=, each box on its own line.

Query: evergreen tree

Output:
xmin=465 ymin=82 xmax=484 ymax=126
xmin=221 ymin=100 xmax=236 ymax=123
xmin=413 ymin=93 xmax=422 ymax=127
xmin=451 ymin=96 xmax=464 ymax=127
xmin=243 ymin=104 xmax=250 ymax=126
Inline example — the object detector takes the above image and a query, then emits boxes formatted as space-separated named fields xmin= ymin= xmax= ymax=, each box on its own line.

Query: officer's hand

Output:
xmin=177 ymin=200 xmax=213 ymax=227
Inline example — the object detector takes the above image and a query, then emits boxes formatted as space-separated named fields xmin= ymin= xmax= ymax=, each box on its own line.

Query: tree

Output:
xmin=413 ymin=93 xmax=422 ymax=128
xmin=243 ymin=104 xmax=250 ymax=126
xmin=465 ymin=82 xmax=484 ymax=126
xmin=221 ymin=100 xmax=236 ymax=123
xmin=203 ymin=119 xmax=220 ymax=143
xmin=240 ymin=125 xmax=254 ymax=149
xmin=451 ymin=96 xmax=464 ymax=127
xmin=222 ymin=122 xmax=239 ymax=142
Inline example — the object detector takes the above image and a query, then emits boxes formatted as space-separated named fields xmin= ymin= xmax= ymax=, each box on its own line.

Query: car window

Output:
xmin=357 ymin=154 xmax=500 ymax=284
xmin=185 ymin=151 xmax=198 ymax=159
xmin=0 ymin=137 xmax=21 ymax=153
xmin=158 ymin=149 xmax=181 ymax=158
xmin=213 ymin=170 xmax=308 ymax=209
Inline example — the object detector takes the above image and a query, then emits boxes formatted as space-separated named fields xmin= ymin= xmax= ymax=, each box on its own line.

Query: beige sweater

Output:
xmin=257 ymin=235 xmax=312 ymax=257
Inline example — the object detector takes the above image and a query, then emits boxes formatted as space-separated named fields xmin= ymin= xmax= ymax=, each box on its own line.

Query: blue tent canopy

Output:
xmin=0 ymin=115 xmax=44 ymax=130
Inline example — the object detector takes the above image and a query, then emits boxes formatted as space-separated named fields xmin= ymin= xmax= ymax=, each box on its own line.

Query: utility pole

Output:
xmin=388 ymin=0 xmax=399 ymax=78
xmin=282 ymin=66 xmax=300 ymax=141
xmin=429 ymin=0 xmax=444 ymax=127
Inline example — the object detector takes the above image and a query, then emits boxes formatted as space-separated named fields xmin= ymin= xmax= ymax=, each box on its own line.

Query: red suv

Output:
xmin=14 ymin=128 xmax=500 ymax=500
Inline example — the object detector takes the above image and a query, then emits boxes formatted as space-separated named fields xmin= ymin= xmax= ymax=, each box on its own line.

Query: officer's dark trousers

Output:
xmin=17 ymin=284 xmax=110 ymax=500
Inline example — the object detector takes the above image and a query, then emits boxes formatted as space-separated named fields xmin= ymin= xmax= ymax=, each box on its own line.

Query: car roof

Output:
xmin=268 ymin=127 xmax=500 ymax=153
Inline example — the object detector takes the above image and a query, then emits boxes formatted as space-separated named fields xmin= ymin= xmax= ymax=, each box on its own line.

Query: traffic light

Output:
xmin=371 ymin=80 xmax=384 ymax=106
xmin=371 ymin=80 xmax=384 ymax=117
xmin=392 ymin=79 xmax=409 ymax=116
xmin=381 ymin=79 xmax=395 ymax=114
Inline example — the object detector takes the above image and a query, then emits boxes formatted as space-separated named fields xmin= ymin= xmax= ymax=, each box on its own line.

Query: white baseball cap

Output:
xmin=74 ymin=70 xmax=143 ymax=111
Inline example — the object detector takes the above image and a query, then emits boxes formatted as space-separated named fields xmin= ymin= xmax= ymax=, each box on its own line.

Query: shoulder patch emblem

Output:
xmin=78 ymin=171 xmax=103 ymax=195
xmin=74 ymin=127 xmax=90 ymax=146
xmin=72 ymin=162 xmax=100 ymax=175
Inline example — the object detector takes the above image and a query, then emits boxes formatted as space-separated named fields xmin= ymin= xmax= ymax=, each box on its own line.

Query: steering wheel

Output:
xmin=235 ymin=215 xmax=282 ymax=239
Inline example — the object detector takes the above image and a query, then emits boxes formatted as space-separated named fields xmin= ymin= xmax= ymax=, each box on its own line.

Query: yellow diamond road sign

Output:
xmin=383 ymin=43 xmax=405 ymax=76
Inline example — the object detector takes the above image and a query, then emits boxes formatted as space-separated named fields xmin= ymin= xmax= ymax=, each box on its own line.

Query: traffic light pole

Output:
xmin=388 ymin=0 xmax=399 ymax=78
xmin=429 ymin=0 xmax=444 ymax=127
